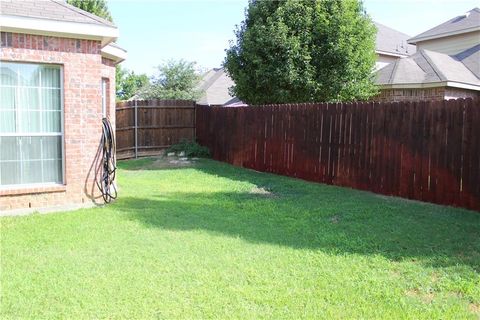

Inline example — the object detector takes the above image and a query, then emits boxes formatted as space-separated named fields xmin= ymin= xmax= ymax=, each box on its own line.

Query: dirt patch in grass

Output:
xmin=469 ymin=303 xmax=480 ymax=315
xmin=405 ymin=289 xmax=435 ymax=304
xmin=250 ymin=186 xmax=276 ymax=198
xmin=329 ymin=214 xmax=342 ymax=224
xmin=430 ymin=272 xmax=440 ymax=283
xmin=118 ymin=156 xmax=199 ymax=171
xmin=149 ymin=156 xmax=197 ymax=169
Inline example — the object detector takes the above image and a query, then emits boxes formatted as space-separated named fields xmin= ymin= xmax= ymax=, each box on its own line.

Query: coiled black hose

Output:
xmin=96 ymin=117 xmax=117 ymax=203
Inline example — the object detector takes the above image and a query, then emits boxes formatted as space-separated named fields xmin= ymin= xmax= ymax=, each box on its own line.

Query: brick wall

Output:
xmin=375 ymin=87 xmax=479 ymax=102
xmin=445 ymin=87 xmax=480 ymax=100
xmin=0 ymin=32 xmax=116 ymax=212
xmin=375 ymin=87 xmax=446 ymax=102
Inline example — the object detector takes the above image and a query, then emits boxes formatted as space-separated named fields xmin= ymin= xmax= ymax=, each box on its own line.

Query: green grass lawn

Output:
xmin=1 ymin=158 xmax=479 ymax=319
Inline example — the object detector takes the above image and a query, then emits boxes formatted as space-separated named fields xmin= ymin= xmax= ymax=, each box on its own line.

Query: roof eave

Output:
xmin=408 ymin=26 xmax=480 ymax=44
xmin=379 ymin=81 xmax=480 ymax=91
xmin=0 ymin=14 xmax=119 ymax=46
xmin=376 ymin=50 xmax=412 ymax=58
xmin=101 ymin=44 xmax=127 ymax=65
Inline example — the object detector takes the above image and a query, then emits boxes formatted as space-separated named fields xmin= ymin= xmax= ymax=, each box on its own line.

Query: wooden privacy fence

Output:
xmin=196 ymin=99 xmax=480 ymax=211
xmin=116 ymin=100 xmax=195 ymax=159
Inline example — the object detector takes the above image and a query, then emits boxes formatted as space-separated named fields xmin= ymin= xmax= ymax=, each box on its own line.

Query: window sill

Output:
xmin=0 ymin=184 xmax=66 ymax=196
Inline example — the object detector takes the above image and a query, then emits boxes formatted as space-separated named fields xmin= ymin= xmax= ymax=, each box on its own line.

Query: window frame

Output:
xmin=0 ymin=61 xmax=65 ymax=189
xmin=101 ymin=78 xmax=107 ymax=118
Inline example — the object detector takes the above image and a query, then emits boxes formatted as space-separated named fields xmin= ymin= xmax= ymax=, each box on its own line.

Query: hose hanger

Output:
xmin=96 ymin=117 xmax=117 ymax=203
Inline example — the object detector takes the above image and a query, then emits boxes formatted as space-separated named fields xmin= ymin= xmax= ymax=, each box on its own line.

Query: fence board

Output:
xmin=196 ymin=98 xmax=480 ymax=211
xmin=115 ymin=99 xmax=195 ymax=159
xmin=469 ymin=104 xmax=480 ymax=209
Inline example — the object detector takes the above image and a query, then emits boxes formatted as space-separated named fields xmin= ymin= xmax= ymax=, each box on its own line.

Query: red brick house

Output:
xmin=0 ymin=1 xmax=126 ymax=214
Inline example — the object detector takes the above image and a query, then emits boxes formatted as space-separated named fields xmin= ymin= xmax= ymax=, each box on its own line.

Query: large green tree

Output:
xmin=224 ymin=0 xmax=378 ymax=104
xmin=67 ymin=0 xmax=113 ymax=22
xmin=138 ymin=60 xmax=202 ymax=100
xmin=115 ymin=66 xmax=149 ymax=101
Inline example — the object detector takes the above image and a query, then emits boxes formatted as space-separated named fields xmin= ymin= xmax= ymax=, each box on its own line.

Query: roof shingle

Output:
xmin=0 ymin=0 xmax=115 ymax=27
xmin=376 ymin=46 xmax=480 ymax=87
xmin=456 ymin=44 xmax=480 ymax=78
xmin=374 ymin=22 xmax=416 ymax=56
xmin=408 ymin=8 xmax=480 ymax=44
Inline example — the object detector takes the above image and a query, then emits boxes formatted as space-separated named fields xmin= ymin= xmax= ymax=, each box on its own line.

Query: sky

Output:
xmin=109 ymin=0 xmax=480 ymax=76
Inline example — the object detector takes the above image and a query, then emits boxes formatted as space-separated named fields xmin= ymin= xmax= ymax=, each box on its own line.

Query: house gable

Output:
xmin=408 ymin=8 xmax=480 ymax=55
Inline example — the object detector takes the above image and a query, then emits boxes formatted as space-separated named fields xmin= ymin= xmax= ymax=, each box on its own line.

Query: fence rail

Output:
xmin=196 ymin=99 xmax=480 ymax=211
xmin=116 ymin=99 xmax=195 ymax=159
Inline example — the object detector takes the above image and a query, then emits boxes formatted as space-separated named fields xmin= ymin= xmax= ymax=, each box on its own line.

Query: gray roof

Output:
xmin=0 ymin=0 xmax=115 ymax=27
xmin=197 ymin=68 xmax=243 ymax=106
xmin=376 ymin=46 xmax=480 ymax=87
xmin=456 ymin=44 xmax=480 ymax=78
xmin=375 ymin=22 xmax=416 ymax=56
xmin=409 ymin=8 xmax=480 ymax=44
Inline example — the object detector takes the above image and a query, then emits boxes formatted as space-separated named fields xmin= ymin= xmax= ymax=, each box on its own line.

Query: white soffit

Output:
xmin=101 ymin=44 xmax=127 ymax=64
xmin=0 ymin=15 xmax=119 ymax=46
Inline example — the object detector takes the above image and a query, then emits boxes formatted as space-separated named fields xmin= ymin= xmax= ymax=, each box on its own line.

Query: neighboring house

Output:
xmin=374 ymin=22 xmax=416 ymax=70
xmin=197 ymin=68 xmax=245 ymax=107
xmin=376 ymin=8 xmax=480 ymax=102
xmin=0 ymin=0 xmax=127 ymax=213
xmin=408 ymin=7 xmax=480 ymax=55
xmin=376 ymin=46 xmax=480 ymax=101
xmin=198 ymin=22 xmax=415 ymax=106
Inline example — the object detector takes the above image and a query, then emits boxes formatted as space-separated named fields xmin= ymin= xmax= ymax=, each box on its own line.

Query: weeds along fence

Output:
xmin=116 ymin=100 xmax=195 ymax=159
xmin=196 ymin=99 xmax=480 ymax=211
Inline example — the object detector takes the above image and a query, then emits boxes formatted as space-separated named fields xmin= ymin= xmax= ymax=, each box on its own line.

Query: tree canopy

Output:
xmin=224 ymin=0 xmax=378 ymax=104
xmin=115 ymin=66 xmax=149 ymax=101
xmin=138 ymin=60 xmax=202 ymax=100
xmin=67 ymin=0 xmax=113 ymax=22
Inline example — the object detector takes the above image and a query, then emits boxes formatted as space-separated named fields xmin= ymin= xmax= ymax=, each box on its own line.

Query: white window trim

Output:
xmin=0 ymin=62 xmax=65 ymax=189
xmin=101 ymin=78 xmax=107 ymax=118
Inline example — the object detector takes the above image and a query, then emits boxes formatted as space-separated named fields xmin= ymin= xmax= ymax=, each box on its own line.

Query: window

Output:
xmin=0 ymin=62 xmax=63 ymax=187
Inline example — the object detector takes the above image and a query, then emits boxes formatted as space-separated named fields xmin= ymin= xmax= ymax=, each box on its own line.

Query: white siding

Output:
xmin=416 ymin=31 xmax=480 ymax=55
xmin=375 ymin=54 xmax=399 ymax=71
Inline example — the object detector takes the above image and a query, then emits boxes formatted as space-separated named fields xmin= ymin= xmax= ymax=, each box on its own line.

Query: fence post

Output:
xmin=193 ymin=102 xmax=196 ymax=142
xmin=134 ymin=100 xmax=138 ymax=159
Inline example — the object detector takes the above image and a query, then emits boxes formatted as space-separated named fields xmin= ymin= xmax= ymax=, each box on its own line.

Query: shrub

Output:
xmin=166 ymin=139 xmax=210 ymax=158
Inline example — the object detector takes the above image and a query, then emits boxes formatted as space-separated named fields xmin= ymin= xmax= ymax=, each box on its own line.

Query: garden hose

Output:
xmin=96 ymin=117 xmax=117 ymax=203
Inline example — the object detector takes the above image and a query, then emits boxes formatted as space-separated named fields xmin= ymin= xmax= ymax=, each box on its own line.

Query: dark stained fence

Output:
xmin=196 ymin=99 xmax=480 ymax=211
xmin=116 ymin=100 xmax=195 ymax=159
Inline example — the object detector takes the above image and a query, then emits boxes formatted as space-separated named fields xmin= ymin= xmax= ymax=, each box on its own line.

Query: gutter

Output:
xmin=376 ymin=50 xmax=412 ymax=58
xmin=379 ymin=81 xmax=480 ymax=91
